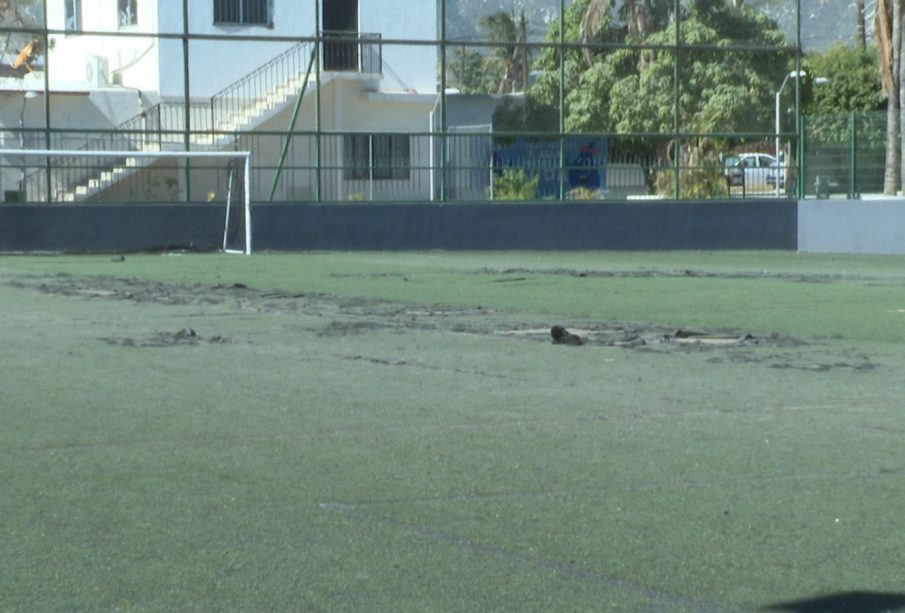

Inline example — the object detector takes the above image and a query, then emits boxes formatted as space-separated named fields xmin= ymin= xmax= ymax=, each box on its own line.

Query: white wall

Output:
xmin=799 ymin=199 xmax=905 ymax=254
xmin=360 ymin=0 xmax=437 ymax=93
xmin=46 ymin=0 xmax=162 ymax=93
xmin=46 ymin=0 xmax=439 ymax=99
xmin=157 ymin=0 xmax=317 ymax=98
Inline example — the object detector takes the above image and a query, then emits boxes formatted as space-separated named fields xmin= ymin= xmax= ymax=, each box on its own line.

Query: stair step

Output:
xmin=56 ymin=61 xmax=320 ymax=201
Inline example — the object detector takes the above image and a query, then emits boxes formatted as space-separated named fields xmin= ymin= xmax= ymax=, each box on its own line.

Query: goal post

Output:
xmin=0 ymin=148 xmax=253 ymax=255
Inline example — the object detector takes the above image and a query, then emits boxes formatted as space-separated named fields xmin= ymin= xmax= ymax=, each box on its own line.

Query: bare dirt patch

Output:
xmin=99 ymin=327 xmax=229 ymax=348
xmin=475 ymin=266 xmax=896 ymax=285
xmin=6 ymin=273 xmax=878 ymax=372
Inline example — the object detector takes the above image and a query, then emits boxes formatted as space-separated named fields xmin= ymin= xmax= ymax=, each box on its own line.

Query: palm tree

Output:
xmin=479 ymin=10 xmax=530 ymax=94
xmin=875 ymin=0 xmax=900 ymax=194
xmin=579 ymin=0 xmax=611 ymax=66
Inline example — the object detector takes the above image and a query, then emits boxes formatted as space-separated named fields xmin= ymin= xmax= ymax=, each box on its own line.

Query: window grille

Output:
xmin=344 ymin=134 xmax=411 ymax=181
xmin=214 ymin=0 xmax=271 ymax=26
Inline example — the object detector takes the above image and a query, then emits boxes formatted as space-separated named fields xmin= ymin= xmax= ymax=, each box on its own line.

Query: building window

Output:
xmin=344 ymin=134 xmax=411 ymax=181
xmin=119 ymin=0 xmax=137 ymax=27
xmin=64 ymin=0 xmax=81 ymax=31
xmin=214 ymin=0 xmax=271 ymax=26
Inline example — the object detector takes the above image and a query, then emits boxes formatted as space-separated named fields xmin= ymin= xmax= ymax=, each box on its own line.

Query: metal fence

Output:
xmin=5 ymin=119 xmax=889 ymax=204
xmin=801 ymin=111 xmax=886 ymax=199
xmin=5 ymin=6 xmax=867 ymax=205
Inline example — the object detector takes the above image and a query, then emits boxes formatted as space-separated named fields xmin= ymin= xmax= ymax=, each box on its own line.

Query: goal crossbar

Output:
xmin=0 ymin=149 xmax=253 ymax=255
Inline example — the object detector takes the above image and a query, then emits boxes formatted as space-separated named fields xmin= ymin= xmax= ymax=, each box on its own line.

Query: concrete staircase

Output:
xmin=35 ymin=42 xmax=318 ymax=203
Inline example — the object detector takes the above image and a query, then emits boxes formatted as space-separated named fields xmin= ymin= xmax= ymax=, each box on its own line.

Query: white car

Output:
xmin=724 ymin=153 xmax=777 ymax=191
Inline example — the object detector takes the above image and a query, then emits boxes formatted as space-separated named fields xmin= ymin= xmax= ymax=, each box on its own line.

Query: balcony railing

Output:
xmin=322 ymin=32 xmax=381 ymax=74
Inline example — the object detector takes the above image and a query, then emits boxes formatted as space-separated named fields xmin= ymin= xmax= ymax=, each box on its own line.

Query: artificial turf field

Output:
xmin=2 ymin=250 xmax=905 ymax=612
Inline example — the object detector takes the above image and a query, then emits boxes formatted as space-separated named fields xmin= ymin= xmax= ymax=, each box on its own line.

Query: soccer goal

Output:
xmin=0 ymin=148 xmax=253 ymax=254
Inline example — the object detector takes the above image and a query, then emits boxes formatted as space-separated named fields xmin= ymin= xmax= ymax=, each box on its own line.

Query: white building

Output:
xmin=45 ymin=0 xmax=438 ymax=97
xmin=4 ymin=0 xmax=448 ymax=203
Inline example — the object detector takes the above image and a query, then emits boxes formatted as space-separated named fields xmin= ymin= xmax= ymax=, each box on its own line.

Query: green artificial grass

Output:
xmin=2 ymin=251 xmax=905 ymax=611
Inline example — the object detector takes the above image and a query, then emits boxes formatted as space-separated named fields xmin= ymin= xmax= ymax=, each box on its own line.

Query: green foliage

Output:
xmin=801 ymin=46 xmax=885 ymax=149
xmin=490 ymin=167 xmax=540 ymax=200
xmin=494 ymin=0 xmax=792 ymax=198
xmin=803 ymin=45 xmax=883 ymax=115
xmin=523 ymin=0 xmax=790 ymax=138
xmin=447 ymin=46 xmax=487 ymax=94
xmin=654 ymin=153 xmax=729 ymax=199
xmin=446 ymin=10 xmax=532 ymax=95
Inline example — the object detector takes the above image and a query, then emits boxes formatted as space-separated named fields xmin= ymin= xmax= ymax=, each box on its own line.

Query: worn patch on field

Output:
xmin=99 ymin=327 xmax=229 ymax=348
xmin=6 ymin=273 xmax=878 ymax=372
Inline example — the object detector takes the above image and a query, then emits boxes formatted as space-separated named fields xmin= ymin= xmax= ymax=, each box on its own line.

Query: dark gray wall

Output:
xmin=0 ymin=204 xmax=224 ymax=252
xmin=0 ymin=200 xmax=797 ymax=253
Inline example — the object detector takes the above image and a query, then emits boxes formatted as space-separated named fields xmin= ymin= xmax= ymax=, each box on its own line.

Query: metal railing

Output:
xmin=322 ymin=32 xmax=382 ymax=74
xmin=211 ymin=42 xmax=313 ymax=133
xmin=20 ymin=102 xmax=212 ymax=201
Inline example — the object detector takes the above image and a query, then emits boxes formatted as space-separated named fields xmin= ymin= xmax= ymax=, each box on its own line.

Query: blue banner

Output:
xmin=492 ymin=137 xmax=607 ymax=197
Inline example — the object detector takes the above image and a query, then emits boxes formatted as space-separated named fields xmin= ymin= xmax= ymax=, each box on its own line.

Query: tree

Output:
xmin=856 ymin=0 xmax=867 ymax=51
xmin=875 ymin=0 xmax=901 ymax=194
xmin=448 ymin=46 xmax=487 ymax=94
xmin=479 ymin=10 xmax=531 ymax=94
xmin=494 ymin=0 xmax=791 ymax=196
xmin=803 ymin=45 xmax=882 ymax=115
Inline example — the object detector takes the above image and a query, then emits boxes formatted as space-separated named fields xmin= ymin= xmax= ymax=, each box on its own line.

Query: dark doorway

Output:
xmin=323 ymin=0 xmax=359 ymax=71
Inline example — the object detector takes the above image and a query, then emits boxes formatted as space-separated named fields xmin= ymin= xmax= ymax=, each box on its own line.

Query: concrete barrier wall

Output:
xmin=798 ymin=199 xmax=905 ymax=254
xmin=0 ymin=200 xmax=798 ymax=252
xmin=0 ymin=204 xmax=224 ymax=253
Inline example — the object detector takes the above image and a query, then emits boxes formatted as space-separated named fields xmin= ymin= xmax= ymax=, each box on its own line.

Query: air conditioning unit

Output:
xmin=85 ymin=56 xmax=110 ymax=87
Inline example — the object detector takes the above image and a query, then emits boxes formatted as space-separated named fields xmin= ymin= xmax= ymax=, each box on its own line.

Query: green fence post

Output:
xmin=182 ymin=0 xmax=191 ymax=203
xmin=849 ymin=111 xmax=857 ymax=199
xmin=559 ymin=0 xmax=565 ymax=201
xmin=315 ymin=0 xmax=322 ymax=203
xmin=268 ymin=48 xmax=317 ymax=202
xmin=798 ymin=115 xmax=807 ymax=199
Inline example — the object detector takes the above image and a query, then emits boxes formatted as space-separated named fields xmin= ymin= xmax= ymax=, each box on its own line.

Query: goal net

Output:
xmin=0 ymin=148 xmax=253 ymax=254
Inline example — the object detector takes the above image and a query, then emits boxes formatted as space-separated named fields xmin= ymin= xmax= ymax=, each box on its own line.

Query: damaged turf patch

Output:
xmin=99 ymin=327 xmax=229 ymax=348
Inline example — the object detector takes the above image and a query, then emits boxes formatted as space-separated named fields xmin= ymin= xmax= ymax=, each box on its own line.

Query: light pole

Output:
xmin=774 ymin=71 xmax=805 ymax=197
xmin=775 ymin=72 xmax=828 ymax=197
xmin=18 ymin=90 xmax=38 ymax=198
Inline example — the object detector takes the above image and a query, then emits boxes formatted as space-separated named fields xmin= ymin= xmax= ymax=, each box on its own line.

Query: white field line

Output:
xmin=319 ymin=502 xmax=730 ymax=613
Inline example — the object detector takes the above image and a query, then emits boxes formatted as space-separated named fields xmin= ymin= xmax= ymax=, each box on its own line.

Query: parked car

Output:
xmin=724 ymin=153 xmax=777 ymax=191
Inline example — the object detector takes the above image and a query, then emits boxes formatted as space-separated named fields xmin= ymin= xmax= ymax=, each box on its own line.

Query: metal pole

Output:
xmin=244 ymin=153 xmax=253 ymax=254
xmin=850 ymin=111 xmax=857 ymax=198
xmin=800 ymin=115 xmax=807 ymax=197
xmin=315 ymin=0 xmax=322 ymax=203
xmin=775 ymin=71 xmax=802 ymax=197
xmin=268 ymin=47 xmax=317 ymax=202
xmin=439 ymin=0 xmax=447 ymax=202
xmin=18 ymin=93 xmax=34 ymax=196
xmin=559 ymin=0 xmax=565 ymax=200
xmin=368 ymin=134 xmax=374 ymax=201
xmin=182 ymin=0 xmax=191 ymax=203
xmin=42 ymin=0 xmax=52 ymax=203
xmin=795 ymin=0 xmax=803 ymax=199
xmin=673 ymin=0 xmax=680 ymax=199
xmin=775 ymin=87 xmax=781 ymax=197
